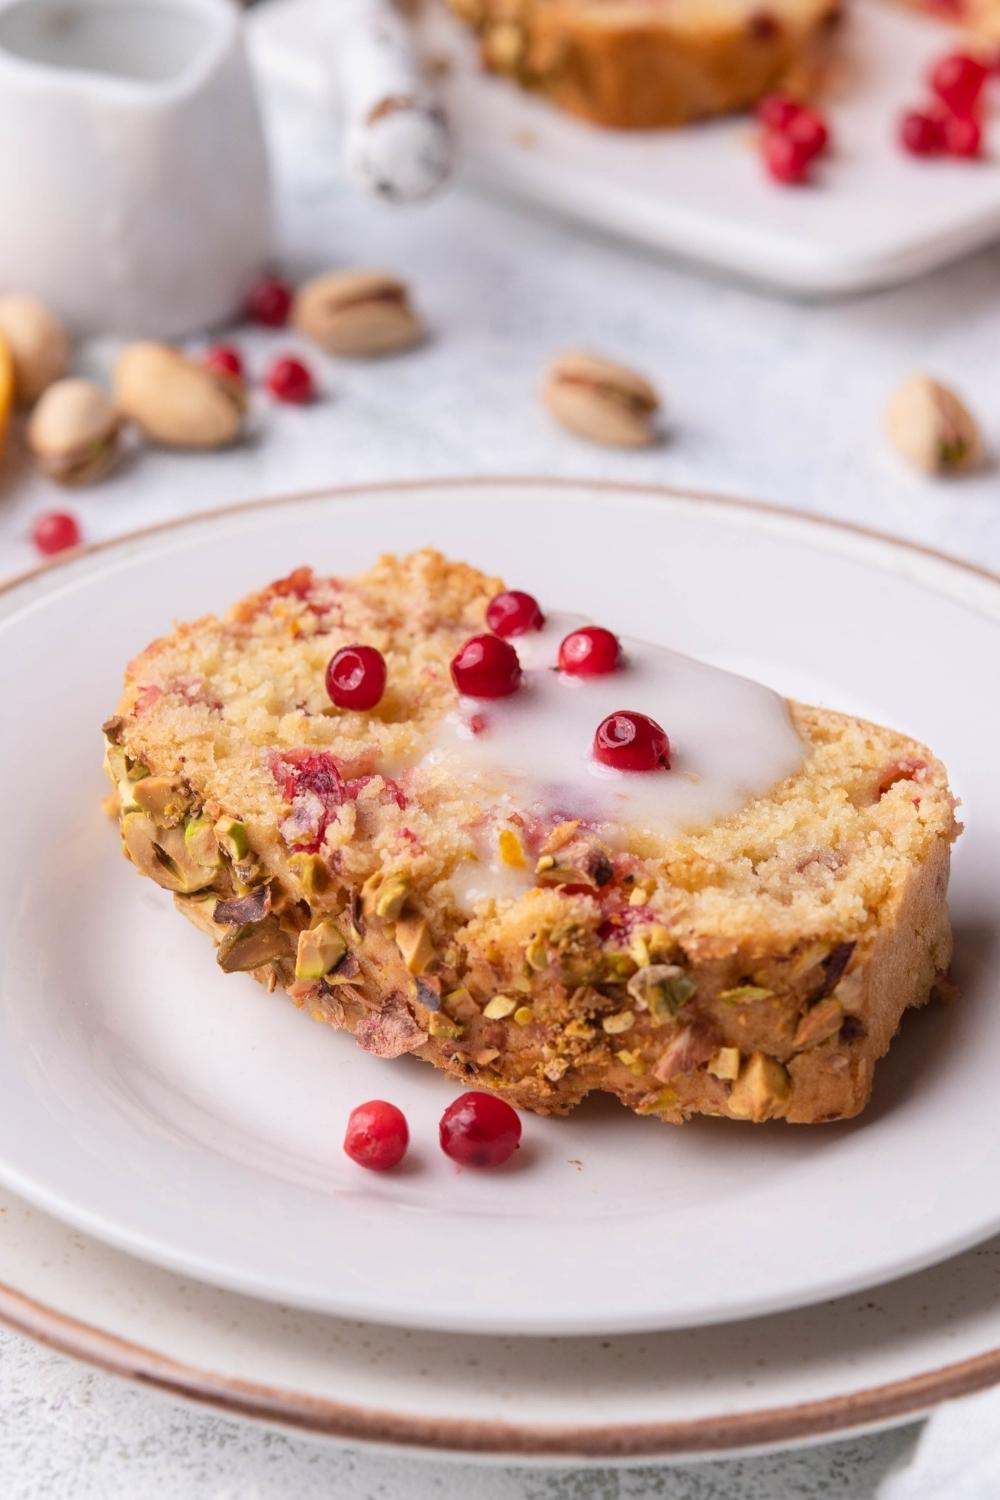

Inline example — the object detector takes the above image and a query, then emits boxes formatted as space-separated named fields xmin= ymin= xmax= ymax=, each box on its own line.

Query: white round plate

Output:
xmin=3 ymin=1184 xmax=1000 ymax=1461
xmin=0 ymin=479 xmax=996 ymax=1337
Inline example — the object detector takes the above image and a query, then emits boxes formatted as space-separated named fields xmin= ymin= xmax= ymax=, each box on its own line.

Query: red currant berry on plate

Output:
xmin=929 ymin=52 xmax=989 ymax=116
xmin=266 ymin=355 xmax=314 ymax=404
xmin=439 ymin=1091 xmax=522 ymax=1168
xmin=485 ymin=589 xmax=544 ymax=637
xmin=786 ymin=107 xmax=830 ymax=159
xmin=344 ymin=1100 xmax=409 ymax=1171
xmin=593 ymin=711 xmax=671 ymax=772
xmin=943 ymin=113 xmax=983 ymax=158
xmin=762 ymin=130 xmax=813 ymax=184
xmin=558 ymin=625 xmax=622 ymax=676
xmin=32 ymin=510 xmax=80 ymax=556
xmin=755 ymin=93 xmax=802 ymax=132
xmin=325 ymin=644 xmax=387 ymax=710
xmin=899 ymin=109 xmax=944 ymax=157
xmin=202 ymin=344 xmax=244 ymax=379
xmin=450 ymin=634 xmax=522 ymax=698
xmin=246 ymin=274 xmax=292 ymax=327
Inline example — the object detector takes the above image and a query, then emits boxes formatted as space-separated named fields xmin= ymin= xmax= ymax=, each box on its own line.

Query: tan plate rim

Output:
xmin=2 ymin=473 xmax=999 ymax=1459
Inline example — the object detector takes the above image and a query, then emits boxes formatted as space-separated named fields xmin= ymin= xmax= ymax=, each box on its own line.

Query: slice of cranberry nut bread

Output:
xmin=447 ymin=0 xmax=844 ymax=128
xmin=103 ymin=550 xmax=958 ymax=1126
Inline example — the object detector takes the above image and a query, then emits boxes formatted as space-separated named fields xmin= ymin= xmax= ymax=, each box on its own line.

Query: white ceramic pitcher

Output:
xmin=0 ymin=0 xmax=272 ymax=337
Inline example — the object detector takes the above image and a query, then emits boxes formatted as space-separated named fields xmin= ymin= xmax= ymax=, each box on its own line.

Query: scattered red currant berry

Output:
xmin=325 ymin=644 xmax=387 ymax=710
xmin=593 ymin=711 xmax=671 ymax=772
xmin=786 ymin=107 xmax=830 ymax=159
xmin=344 ymin=1100 xmax=409 ymax=1171
xmin=944 ymin=113 xmax=983 ymax=158
xmin=450 ymin=634 xmax=522 ymax=698
xmin=755 ymin=93 xmax=803 ymax=132
xmin=266 ymin=355 xmax=314 ymax=404
xmin=558 ymin=625 xmax=622 ymax=677
xmin=762 ymin=130 xmax=813 ymax=184
xmin=202 ymin=344 xmax=244 ymax=379
xmin=485 ymin=589 xmax=544 ymax=637
xmin=899 ymin=109 xmax=944 ymax=157
xmin=439 ymin=1091 xmax=522 ymax=1168
xmin=32 ymin=510 xmax=80 ymax=556
xmin=929 ymin=52 xmax=990 ymax=117
xmin=246 ymin=274 xmax=292 ymax=327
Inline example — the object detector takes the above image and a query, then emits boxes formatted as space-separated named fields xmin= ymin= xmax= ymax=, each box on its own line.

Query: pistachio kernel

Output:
xmin=428 ymin=1012 xmax=464 ymax=1039
xmin=525 ymin=933 xmax=549 ymax=971
xmin=217 ymin=915 xmax=294 ymax=973
xmin=373 ymin=874 xmax=412 ymax=922
xmin=513 ymin=1005 xmax=534 ymax=1026
xmin=395 ymin=913 xmax=435 ymax=975
xmin=718 ymin=984 xmax=774 ymax=1005
xmin=215 ymin=817 xmax=249 ymax=861
xmin=707 ymin=1046 xmax=741 ymax=1081
xmin=627 ymin=965 xmax=696 ymax=1022
xmin=602 ymin=1009 xmax=635 ymax=1035
xmin=636 ymin=1086 xmax=681 ymax=1119
xmin=728 ymin=1053 xmax=791 ymax=1122
xmin=184 ymin=815 xmax=221 ymax=867
xmin=287 ymin=851 xmax=329 ymax=898
xmin=792 ymin=997 xmax=844 ymax=1051
xmin=294 ymin=920 xmax=348 ymax=981
xmin=482 ymin=994 xmax=518 ymax=1020
xmin=132 ymin=775 xmax=191 ymax=827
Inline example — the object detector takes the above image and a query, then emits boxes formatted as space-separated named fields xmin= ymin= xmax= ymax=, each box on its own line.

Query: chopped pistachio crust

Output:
xmin=104 ymin=550 xmax=959 ymax=1125
xmin=449 ymin=0 xmax=843 ymax=130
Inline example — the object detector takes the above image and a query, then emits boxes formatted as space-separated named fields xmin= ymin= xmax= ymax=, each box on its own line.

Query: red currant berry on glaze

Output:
xmin=786 ymin=107 xmax=830 ymax=159
xmin=943 ymin=113 xmax=983 ymax=158
xmin=929 ymin=53 xmax=989 ymax=116
xmin=899 ymin=109 xmax=944 ymax=157
xmin=593 ymin=711 xmax=671 ymax=772
xmin=246 ymin=273 xmax=292 ymax=327
xmin=485 ymin=589 xmax=545 ymax=637
xmin=344 ymin=1100 xmax=409 ymax=1171
xmin=439 ymin=1091 xmax=522 ymax=1168
xmin=558 ymin=625 xmax=622 ymax=677
xmin=32 ymin=510 xmax=80 ymax=556
xmin=325 ymin=644 xmax=387 ymax=710
xmin=755 ymin=93 xmax=802 ymax=132
xmin=450 ymin=634 xmax=522 ymax=698
xmin=202 ymin=344 xmax=244 ymax=379
xmin=266 ymin=356 xmax=314 ymax=404
xmin=762 ymin=130 xmax=813 ymax=184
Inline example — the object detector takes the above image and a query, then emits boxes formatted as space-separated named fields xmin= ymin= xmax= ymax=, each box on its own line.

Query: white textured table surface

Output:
xmin=2 ymin=65 xmax=998 ymax=1499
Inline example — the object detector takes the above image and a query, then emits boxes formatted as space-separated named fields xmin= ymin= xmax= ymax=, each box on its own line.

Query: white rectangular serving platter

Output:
xmin=250 ymin=0 xmax=1000 ymax=296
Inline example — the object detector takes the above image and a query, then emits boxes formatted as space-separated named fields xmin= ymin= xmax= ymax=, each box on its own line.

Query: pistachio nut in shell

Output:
xmin=293 ymin=269 xmax=425 ymax=357
xmin=542 ymin=350 xmax=660 ymax=448
xmin=885 ymin=373 xmax=982 ymax=475
xmin=27 ymin=378 xmax=121 ymax=485
xmin=0 ymin=294 xmax=70 ymax=403
xmin=114 ymin=342 xmax=246 ymax=449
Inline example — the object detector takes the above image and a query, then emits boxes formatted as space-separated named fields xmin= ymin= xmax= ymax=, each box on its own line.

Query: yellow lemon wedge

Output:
xmin=0 ymin=333 xmax=13 ymax=455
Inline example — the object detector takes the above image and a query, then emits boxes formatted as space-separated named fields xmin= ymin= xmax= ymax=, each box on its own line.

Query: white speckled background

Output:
xmin=1 ymin=48 xmax=997 ymax=1498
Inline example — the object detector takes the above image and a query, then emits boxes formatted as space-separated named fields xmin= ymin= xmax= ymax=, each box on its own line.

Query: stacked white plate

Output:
xmin=2 ymin=479 xmax=999 ymax=1463
xmin=251 ymin=0 xmax=1000 ymax=295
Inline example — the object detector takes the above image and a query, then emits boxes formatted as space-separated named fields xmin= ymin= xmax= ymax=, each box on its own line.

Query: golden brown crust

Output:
xmin=450 ymin=0 xmax=844 ymax=129
xmin=104 ymin=550 xmax=959 ymax=1126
